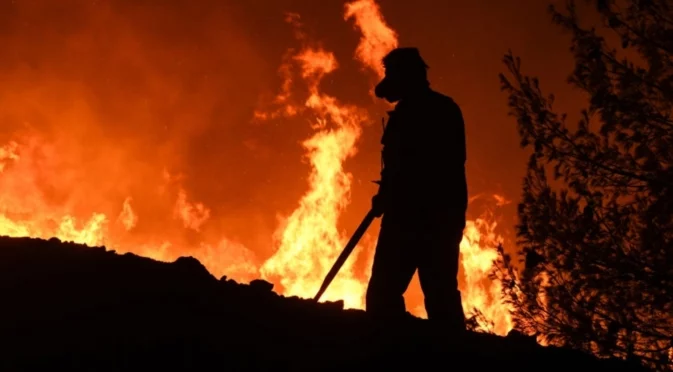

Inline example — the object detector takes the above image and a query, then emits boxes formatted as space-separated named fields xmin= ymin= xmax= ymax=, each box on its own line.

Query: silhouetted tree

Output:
xmin=496 ymin=0 xmax=673 ymax=370
xmin=465 ymin=307 xmax=497 ymax=334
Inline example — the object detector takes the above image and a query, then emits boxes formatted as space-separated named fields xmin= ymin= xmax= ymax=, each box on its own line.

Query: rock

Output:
xmin=249 ymin=279 xmax=274 ymax=292
xmin=174 ymin=256 xmax=208 ymax=273
xmin=323 ymin=300 xmax=344 ymax=311
xmin=506 ymin=329 xmax=538 ymax=346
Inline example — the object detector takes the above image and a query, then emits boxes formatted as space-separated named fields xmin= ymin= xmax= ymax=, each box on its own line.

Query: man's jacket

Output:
xmin=378 ymin=89 xmax=468 ymax=215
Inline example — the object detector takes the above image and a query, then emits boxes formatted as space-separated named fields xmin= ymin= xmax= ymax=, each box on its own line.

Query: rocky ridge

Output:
xmin=0 ymin=236 xmax=647 ymax=371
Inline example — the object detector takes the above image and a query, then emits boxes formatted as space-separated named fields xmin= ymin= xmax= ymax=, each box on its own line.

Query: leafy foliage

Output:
xmin=465 ymin=307 xmax=497 ymax=334
xmin=496 ymin=0 xmax=673 ymax=369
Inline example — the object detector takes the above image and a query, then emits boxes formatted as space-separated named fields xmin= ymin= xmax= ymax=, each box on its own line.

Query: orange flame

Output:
xmin=256 ymin=15 xmax=371 ymax=308
xmin=257 ymin=1 xmax=514 ymax=336
xmin=344 ymin=0 xmax=399 ymax=79
xmin=117 ymin=197 xmax=137 ymax=232
xmin=173 ymin=188 xmax=210 ymax=232
xmin=256 ymin=0 xmax=401 ymax=309
xmin=459 ymin=198 xmax=514 ymax=334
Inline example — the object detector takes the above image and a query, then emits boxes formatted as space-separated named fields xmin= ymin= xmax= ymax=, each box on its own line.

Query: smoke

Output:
xmin=0 ymin=0 xmax=280 ymax=258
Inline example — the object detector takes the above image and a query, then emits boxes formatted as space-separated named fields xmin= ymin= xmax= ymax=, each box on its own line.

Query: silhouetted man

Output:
xmin=366 ymin=47 xmax=468 ymax=332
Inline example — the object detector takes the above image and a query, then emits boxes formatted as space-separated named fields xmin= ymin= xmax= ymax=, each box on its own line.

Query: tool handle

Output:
xmin=313 ymin=209 xmax=377 ymax=302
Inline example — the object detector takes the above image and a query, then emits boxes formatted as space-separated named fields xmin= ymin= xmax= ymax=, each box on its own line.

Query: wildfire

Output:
xmin=257 ymin=0 xmax=512 ymax=334
xmin=0 ymin=0 xmax=512 ymax=335
xmin=257 ymin=42 xmax=369 ymax=307
xmin=258 ymin=0 xmax=399 ymax=309
xmin=460 ymin=205 xmax=514 ymax=335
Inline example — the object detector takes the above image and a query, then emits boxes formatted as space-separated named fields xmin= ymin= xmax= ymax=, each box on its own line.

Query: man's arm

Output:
xmin=372 ymin=144 xmax=393 ymax=216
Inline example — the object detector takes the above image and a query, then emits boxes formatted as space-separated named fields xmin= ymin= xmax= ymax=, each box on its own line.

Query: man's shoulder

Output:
xmin=428 ymin=90 xmax=460 ymax=110
xmin=394 ymin=89 xmax=462 ymax=116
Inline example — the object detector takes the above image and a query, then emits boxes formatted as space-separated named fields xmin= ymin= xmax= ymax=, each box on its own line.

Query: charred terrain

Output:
xmin=0 ymin=236 xmax=647 ymax=371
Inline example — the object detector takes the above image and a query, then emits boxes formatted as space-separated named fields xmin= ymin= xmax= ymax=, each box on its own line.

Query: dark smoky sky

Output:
xmin=0 ymin=0 xmax=589 ymax=259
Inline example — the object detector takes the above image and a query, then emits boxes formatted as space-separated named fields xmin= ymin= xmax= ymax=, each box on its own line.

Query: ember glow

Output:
xmin=0 ymin=0 xmax=512 ymax=335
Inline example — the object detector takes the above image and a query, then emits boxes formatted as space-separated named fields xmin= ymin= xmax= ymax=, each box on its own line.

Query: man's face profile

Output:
xmin=375 ymin=68 xmax=404 ymax=103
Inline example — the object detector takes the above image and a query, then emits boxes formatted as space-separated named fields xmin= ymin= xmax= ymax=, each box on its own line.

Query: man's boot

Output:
xmin=424 ymin=290 xmax=467 ymax=347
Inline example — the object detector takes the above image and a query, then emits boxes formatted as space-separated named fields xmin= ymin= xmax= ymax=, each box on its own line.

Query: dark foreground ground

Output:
xmin=0 ymin=236 xmax=648 ymax=371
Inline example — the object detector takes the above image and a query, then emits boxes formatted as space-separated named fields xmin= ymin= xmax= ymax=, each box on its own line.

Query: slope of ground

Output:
xmin=0 ymin=236 xmax=647 ymax=371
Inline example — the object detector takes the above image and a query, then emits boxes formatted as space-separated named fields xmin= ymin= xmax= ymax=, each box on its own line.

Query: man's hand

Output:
xmin=371 ymin=193 xmax=385 ymax=218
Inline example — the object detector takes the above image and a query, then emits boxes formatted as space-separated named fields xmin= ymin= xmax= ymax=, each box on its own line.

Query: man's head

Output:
xmin=375 ymin=47 xmax=430 ymax=103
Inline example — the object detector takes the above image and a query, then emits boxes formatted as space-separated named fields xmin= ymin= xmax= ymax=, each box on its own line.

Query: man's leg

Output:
xmin=417 ymin=220 xmax=465 ymax=330
xmin=365 ymin=214 xmax=417 ymax=320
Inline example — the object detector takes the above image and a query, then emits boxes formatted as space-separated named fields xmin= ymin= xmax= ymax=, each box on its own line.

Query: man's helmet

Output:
xmin=381 ymin=47 xmax=428 ymax=75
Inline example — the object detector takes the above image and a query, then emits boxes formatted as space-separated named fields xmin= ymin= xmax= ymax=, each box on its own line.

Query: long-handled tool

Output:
xmin=313 ymin=209 xmax=377 ymax=302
